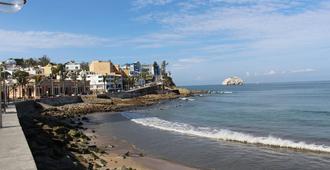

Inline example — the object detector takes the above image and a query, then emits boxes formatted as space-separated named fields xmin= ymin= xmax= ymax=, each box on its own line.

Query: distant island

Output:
xmin=222 ymin=76 xmax=244 ymax=86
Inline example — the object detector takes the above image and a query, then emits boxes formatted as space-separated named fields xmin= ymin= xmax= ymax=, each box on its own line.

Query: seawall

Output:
xmin=15 ymin=96 xmax=83 ymax=117
xmin=0 ymin=105 xmax=38 ymax=170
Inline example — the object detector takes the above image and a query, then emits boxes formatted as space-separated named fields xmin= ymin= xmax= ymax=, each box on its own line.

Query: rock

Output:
xmin=82 ymin=116 xmax=89 ymax=122
xmin=88 ymin=163 xmax=93 ymax=170
xmin=222 ymin=76 xmax=244 ymax=86
xmin=70 ymin=120 xmax=76 ymax=124
xmin=106 ymin=144 xmax=114 ymax=149
xmin=41 ymin=124 xmax=52 ymax=130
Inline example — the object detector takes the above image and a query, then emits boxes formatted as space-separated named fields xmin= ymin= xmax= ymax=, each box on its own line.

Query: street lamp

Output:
xmin=0 ymin=0 xmax=27 ymax=13
xmin=0 ymin=0 xmax=27 ymax=128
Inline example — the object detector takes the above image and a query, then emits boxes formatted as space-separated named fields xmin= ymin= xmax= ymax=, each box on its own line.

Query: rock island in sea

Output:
xmin=222 ymin=76 xmax=244 ymax=86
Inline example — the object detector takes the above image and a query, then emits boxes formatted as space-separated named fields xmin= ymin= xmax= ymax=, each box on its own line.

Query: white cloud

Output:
xmin=290 ymin=68 xmax=316 ymax=73
xmin=171 ymin=57 xmax=206 ymax=70
xmin=264 ymin=70 xmax=277 ymax=75
xmin=133 ymin=0 xmax=330 ymax=56
xmin=0 ymin=29 xmax=110 ymax=52
xmin=133 ymin=0 xmax=173 ymax=8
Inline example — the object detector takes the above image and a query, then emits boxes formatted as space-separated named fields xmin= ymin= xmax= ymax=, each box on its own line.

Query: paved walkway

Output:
xmin=0 ymin=105 xmax=37 ymax=170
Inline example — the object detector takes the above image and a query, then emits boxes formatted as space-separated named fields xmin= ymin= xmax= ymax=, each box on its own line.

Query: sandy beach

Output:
xmin=84 ymin=122 xmax=197 ymax=170
xmin=17 ymin=93 xmax=199 ymax=170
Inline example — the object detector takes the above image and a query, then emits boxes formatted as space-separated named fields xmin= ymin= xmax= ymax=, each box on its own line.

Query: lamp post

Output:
xmin=0 ymin=0 xmax=26 ymax=13
xmin=0 ymin=0 xmax=27 ymax=128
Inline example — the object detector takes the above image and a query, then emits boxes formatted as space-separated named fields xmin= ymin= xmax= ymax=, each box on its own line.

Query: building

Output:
xmin=141 ymin=64 xmax=154 ymax=75
xmin=89 ymin=60 xmax=119 ymax=75
xmin=42 ymin=63 xmax=56 ymax=76
xmin=3 ymin=59 xmax=18 ymax=72
xmin=121 ymin=61 xmax=141 ymax=76
xmin=120 ymin=65 xmax=130 ymax=77
xmin=8 ymin=78 xmax=90 ymax=99
xmin=86 ymin=73 xmax=123 ymax=94
xmin=65 ymin=61 xmax=81 ymax=72
xmin=23 ymin=66 xmax=44 ymax=75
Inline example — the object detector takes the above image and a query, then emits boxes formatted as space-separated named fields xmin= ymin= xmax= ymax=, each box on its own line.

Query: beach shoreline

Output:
xmin=84 ymin=115 xmax=198 ymax=170
xmin=17 ymin=93 xmax=199 ymax=170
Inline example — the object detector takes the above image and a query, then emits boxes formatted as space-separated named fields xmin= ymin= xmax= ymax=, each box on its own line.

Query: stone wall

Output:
xmin=15 ymin=96 xmax=83 ymax=117
xmin=99 ymin=85 xmax=163 ymax=99
xmin=35 ymin=96 xmax=83 ymax=106
xmin=15 ymin=100 xmax=43 ymax=117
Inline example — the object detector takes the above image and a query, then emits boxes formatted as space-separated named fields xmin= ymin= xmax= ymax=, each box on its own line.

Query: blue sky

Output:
xmin=1 ymin=0 xmax=330 ymax=85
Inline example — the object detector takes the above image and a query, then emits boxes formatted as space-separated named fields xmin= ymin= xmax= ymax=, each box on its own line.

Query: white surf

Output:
xmin=121 ymin=112 xmax=330 ymax=153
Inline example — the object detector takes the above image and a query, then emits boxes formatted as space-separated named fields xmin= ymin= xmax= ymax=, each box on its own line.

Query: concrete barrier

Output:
xmin=99 ymin=85 xmax=179 ymax=99
xmin=0 ymin=105 xmax=37 ymax=170
xmin=35 ymin=96 xmax=83 ymax=106
xmin=15 ymin=100 xmax=43 ymax=118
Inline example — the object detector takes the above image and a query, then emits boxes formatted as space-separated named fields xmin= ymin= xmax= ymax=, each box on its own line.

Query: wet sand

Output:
xmin=84 ymin=117 xmax=198 ymax=170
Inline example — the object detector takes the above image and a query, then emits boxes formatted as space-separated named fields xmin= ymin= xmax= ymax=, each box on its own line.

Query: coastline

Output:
xmin=17 ymin=93 xmax=199 ymax=170
xmin=84 ymin=117 xmax=197 ymax=170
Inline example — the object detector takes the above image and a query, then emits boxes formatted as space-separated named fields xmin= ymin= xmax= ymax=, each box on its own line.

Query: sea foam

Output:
xmin=121 ymin=112 xmax=330 ymax=153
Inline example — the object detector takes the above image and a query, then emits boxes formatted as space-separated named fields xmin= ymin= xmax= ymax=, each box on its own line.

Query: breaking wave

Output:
xmin=121 ymin=112 xmax=330 ymax=153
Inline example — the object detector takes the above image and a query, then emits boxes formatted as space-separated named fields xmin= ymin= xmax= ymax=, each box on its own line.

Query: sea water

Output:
xmin=87 ymin=81 xmax=330 ymax=169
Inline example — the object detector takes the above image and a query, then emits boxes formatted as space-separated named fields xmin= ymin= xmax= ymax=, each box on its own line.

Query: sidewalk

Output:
xmin=0 ymin=105 xmax=37 ymax=170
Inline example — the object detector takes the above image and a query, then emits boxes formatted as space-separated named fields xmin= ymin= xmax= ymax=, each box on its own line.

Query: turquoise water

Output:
xmin=87 ymin=81 xmax=330 ymax=169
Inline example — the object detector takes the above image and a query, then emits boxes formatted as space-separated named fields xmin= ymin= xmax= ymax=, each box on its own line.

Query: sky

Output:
xmin=0 ymin=0 xmax=330 ymax=85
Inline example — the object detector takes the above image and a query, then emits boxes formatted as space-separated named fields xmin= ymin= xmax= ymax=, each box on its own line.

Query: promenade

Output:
xmin=0 ymin=104 xmax=37 ymax=170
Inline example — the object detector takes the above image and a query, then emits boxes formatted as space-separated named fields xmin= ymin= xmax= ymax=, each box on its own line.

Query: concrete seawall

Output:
xmin=100 ymin=85 xmax=179 ymax=99
xmin=15 ymin=96 xmax=83 ymax=118
xmin=0 ymin=105 xmax=37 ymax=170
xmin=11 ymin=96 xmax=84 ymax=170
xmin=35 ymin=96 xmax=83 ymax=106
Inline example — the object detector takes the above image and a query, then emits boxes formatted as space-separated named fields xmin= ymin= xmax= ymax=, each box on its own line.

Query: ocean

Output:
xmin=87 ymin=81 xmax=330 ymax=169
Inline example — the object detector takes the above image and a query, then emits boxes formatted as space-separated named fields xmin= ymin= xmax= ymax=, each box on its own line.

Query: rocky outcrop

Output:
xmin=222 ymin=76 xmax=244 ymax=86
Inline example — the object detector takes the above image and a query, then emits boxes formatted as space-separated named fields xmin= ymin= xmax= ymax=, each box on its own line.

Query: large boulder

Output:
xmin=222 ymin=76 xmax=244 ymax=86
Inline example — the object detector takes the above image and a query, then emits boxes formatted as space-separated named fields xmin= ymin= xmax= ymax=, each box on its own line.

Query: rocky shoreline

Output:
xmin=18 ymin=93 xmax=188 ymax=170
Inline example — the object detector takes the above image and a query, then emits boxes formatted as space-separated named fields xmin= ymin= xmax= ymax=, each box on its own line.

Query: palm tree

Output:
xmin=12 ymin=70 xmax=29 ymax=99
xmin=11 ymin=83 xmax=17 ymax=101
xmin=54 ymin=64 xmax=66 ymax=96
xmin=113 ymin=75 xmax=121 ymax=92
xmin=33 ymin=75 xmax=43 ymax=97
xmin=38 ymin=55 xmax=51 ymax=66
xmin=68 ymin=72 xmax=78 ymax=95
xmin=50 ymin=67 xmax=58 ymax=96
xmin=127 ymin=76 xmax=136 ymax=90
xmin=102 ymin=73 xmax=108 ymax=93
xmin=82 ymin=74 xmax=87 ymax=94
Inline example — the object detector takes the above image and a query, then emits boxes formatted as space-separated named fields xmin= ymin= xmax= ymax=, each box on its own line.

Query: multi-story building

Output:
xmin=89 ymin=60 xmax=120 ymax=75
xmin=121 ymin=61 xmax=141 ymax=76
xmin=65 ymin=61 xmax=81 ymax=72
xmin=141 ymin=64 xmax=154 ymax=75
xmin=43 ymin=63 xmax=56 ymax=76
xmin=23 ymin=66 xmax=44 ymax=75
xmin=86 ymin=73 xmax=123 ymax=93
xmin=3 ymin=59 xmax=18 ymax=72
xmin=8 ymin=78 xmax=90 ymax=99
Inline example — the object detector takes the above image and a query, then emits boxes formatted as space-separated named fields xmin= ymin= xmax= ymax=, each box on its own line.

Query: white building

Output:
xmin=141 ymin=64 xmax=154 ymax=75
xmin=85 ymin=72 xmax=123 ymax=93
xmin=4 ymin=59 xmax=19 ymax=72
xmin=23 ymin=66 xmax=44 ymax=75
xmin=65 ymin=61 xmax=81 ymax=72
